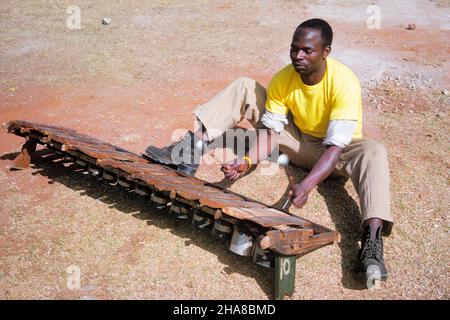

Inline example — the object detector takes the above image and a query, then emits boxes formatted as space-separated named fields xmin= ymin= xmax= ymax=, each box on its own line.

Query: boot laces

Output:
xmin=361 ymin=239 xmax=383 ymax=262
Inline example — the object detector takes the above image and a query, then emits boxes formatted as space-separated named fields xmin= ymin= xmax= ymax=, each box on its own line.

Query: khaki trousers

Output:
xmin=195 ymin=77 xmax=393 ymax=234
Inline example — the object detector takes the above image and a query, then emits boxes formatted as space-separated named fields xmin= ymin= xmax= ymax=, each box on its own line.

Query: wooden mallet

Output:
xmin=278 ymin=154 xmax=296 ymax=210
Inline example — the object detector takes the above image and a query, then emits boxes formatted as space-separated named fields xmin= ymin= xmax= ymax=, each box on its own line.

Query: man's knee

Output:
xmin=360 ymin=140 xmax=388 ymax=161
xmin=235 ymin=76 xmax=255 ymax=83
xmin=231 ymin=76 xmax=256 ymax=88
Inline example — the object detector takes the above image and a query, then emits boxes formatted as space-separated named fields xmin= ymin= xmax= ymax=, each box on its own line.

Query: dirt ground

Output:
xmin=0 ymin=0 xmax=449 ymax=300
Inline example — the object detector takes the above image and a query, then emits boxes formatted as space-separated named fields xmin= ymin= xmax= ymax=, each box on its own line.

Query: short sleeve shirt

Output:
xmin=265 ymin=57 xmax=362 ymax=139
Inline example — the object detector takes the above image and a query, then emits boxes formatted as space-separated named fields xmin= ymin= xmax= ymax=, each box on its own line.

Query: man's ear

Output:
xmin=323 ymin=45 xmax=331 ymax=59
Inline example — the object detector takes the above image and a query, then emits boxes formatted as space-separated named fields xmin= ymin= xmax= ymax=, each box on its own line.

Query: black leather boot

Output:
xmin=144 ymin=131 xmax=208 ymax=176
xmin=359 ymin=225 xmax=388 ymax=288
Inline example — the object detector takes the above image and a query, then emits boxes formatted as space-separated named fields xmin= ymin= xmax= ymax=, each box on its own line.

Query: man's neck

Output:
xmin=300 ymin=59 xmax=327 ymax=86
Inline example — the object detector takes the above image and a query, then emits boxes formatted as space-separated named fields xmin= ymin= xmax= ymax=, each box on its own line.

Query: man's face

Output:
xmin=290 ymin=28 xmax=330 ymax=76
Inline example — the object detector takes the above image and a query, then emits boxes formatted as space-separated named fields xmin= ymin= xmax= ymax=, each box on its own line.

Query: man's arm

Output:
xmin=222 ymin=129 xmax=279 ymax=180
xmin=290 ymin=145 xmax=342 ymax=207
xmin=290 ymin=117 xmax=356 ymax=207
xmin=223 ymin=108 xmax=287 ymax=180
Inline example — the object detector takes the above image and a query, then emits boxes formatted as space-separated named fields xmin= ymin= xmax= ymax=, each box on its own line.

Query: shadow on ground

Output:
xmin=317 ymin=178 xmax=366 ymax=290
xmin=1 ymin=152 xmax=20 ymax=161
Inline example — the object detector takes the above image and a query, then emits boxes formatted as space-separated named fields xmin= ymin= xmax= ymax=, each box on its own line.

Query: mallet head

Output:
xmin=277 ymin=154 xmax=290 ymax=167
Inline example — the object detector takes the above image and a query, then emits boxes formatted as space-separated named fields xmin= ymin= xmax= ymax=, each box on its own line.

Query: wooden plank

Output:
xmin=7 ymin=120 xmax=77 ymax=134
xmin=260 ymin=228 xmax=314 ymax=255
xmin=261 ymin=229 xmax=338 ymax=255
xmin=222 ymin=207 xmax=254 ymax=220
xmin=178 ymin=188 xmax=243 ymax=201
xmin=222 ymin=207 xmax=308 ymax=228
xmin=199 ymin=198 xmax=266 ymax=209
xmin=240 ymin=207 xmax=310 ymax=228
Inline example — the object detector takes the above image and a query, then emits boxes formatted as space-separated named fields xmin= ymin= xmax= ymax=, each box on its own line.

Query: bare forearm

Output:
xmin=222 ymin=129 xmax=279 ymax=180
xmin=246 ymin=129 xmax=279 ymax=163
xmin=300 ymin=145 xmax=342 ymax=192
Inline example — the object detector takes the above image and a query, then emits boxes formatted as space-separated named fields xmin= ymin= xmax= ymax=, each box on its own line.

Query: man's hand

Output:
xmin=287 ymin=145 xmax=343 ymax=208
xmin=220 ymin=129 xmax=278 ymax=181
xmin=221 ymin=159 xmax=250 ymax=181
xmin=289 ymin=183 xmax=312 ymax=208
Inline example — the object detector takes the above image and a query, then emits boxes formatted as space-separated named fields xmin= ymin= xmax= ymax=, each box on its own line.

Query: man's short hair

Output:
xmin=295 ymin=18 xmax=333 ymax=48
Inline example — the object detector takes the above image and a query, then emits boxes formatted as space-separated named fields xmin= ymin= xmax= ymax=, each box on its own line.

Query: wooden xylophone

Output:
xmin=5 ymin=120 xmax=338 ymax=299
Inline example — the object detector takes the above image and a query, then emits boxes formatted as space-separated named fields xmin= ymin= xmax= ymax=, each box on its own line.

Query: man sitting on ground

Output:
xmin=145 ymin=18 xmax=393 ymax=287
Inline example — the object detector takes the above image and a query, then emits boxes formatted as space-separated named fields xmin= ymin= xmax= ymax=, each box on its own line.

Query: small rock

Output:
xmin=442 ymin=90 xmax=449 ymax=96
xmin=408 ymin=109 xmax=414 ymax=113
xmin=102 ymin=17 xmax=112 ymax=25
xmin=406 ymin=23 xmax=416 ymax=30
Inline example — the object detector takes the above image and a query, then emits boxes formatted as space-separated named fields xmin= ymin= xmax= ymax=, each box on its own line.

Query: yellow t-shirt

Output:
xmin=265 ymin=57 xmax=362 ymax=139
